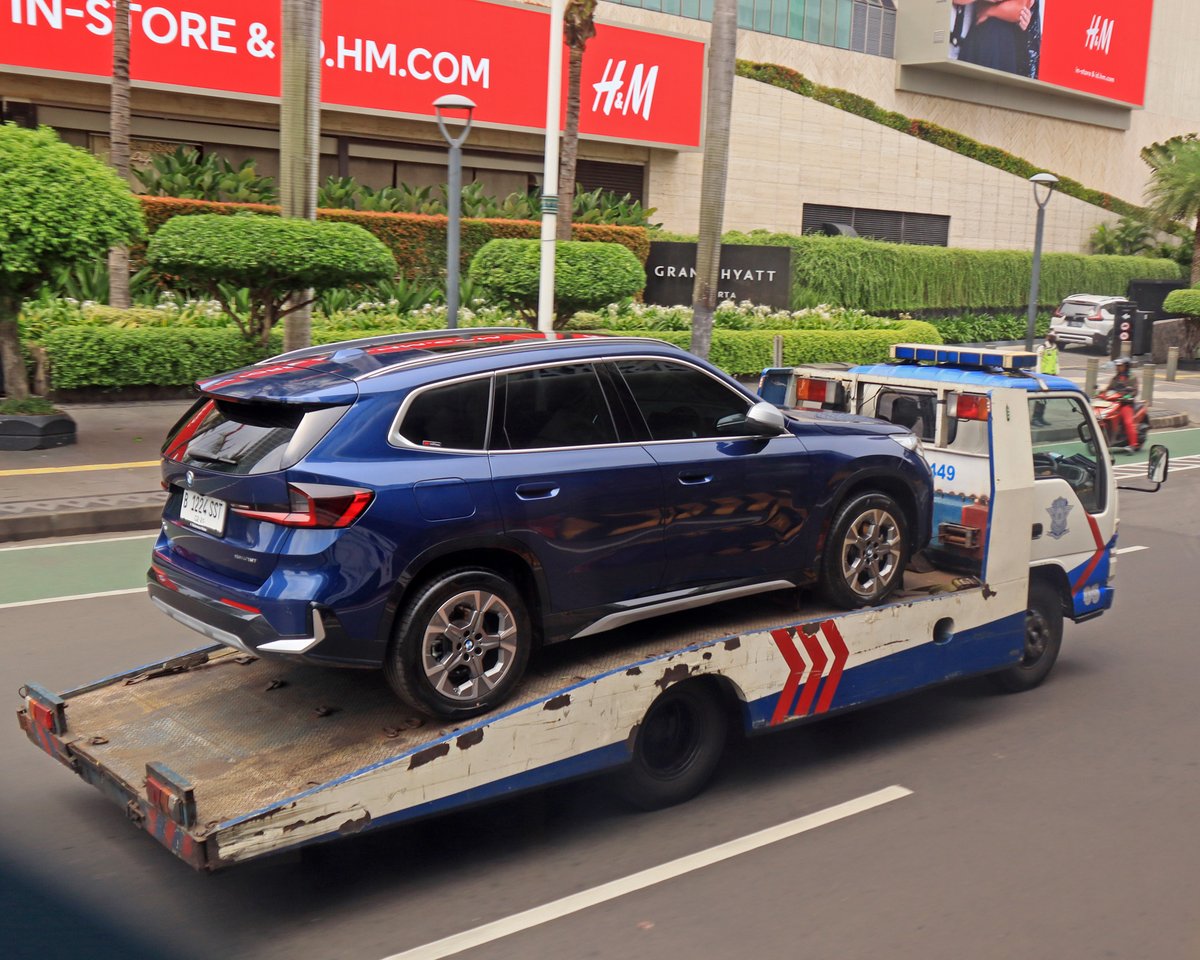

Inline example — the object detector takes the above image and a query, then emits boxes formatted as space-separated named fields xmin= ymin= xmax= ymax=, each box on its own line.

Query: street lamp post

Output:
xmin=1025 ymin=172 xmax=1059 ymax=352
xmin=433 ymin=94 xmax=476 ymax=329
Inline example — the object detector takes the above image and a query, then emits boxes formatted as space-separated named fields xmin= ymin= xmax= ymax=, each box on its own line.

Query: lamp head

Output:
xmin=1029 ymin=172 xmax=1058 ymax=208
xmin=433 ymin=94 xmax=477 ymax=113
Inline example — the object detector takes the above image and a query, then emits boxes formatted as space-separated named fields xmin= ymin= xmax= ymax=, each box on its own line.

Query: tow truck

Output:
xmin=17 ymin=345 xmax=1168 ymax=870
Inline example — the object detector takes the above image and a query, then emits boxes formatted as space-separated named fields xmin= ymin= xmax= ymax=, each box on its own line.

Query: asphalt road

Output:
xmin=2 ymin=464 xmax=1199 ymax=960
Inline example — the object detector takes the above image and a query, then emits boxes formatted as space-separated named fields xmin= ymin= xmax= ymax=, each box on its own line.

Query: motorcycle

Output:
xmin=1092 ymin=389 xmax=1149 ymax=452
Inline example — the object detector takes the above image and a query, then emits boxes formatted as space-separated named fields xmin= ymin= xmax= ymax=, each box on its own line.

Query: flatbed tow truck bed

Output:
xmin=19 ymin=568 xmax=991 ymax=870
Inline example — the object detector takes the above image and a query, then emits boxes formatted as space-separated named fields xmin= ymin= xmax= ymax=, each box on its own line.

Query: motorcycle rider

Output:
xmin=1104 ymin=357 xmax=1141 ymax=451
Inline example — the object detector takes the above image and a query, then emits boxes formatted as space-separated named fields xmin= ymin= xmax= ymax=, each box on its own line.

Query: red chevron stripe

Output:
xmin=770 ymin=628 xmax=806 ymax=726
xmin=793 ymin=624 xmax=829 ymax=717
xmin=814 ymin=620 xmax=849 ymax=714
xmin=1071 ymin=513 xmax=1107 ymax=593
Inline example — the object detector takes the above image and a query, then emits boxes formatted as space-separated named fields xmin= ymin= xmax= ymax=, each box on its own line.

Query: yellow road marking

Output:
xmin=0 ymin=460 xmax=159 ymax=477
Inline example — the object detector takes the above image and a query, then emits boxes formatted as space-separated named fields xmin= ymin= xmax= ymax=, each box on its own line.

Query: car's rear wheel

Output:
xmin=385 ymin=568 xmax=532 ymax=720
xmin=820 ymin=492 xmax=910 ymax=609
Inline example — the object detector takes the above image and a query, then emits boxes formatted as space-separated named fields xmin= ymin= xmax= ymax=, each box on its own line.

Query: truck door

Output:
xmin=1028 ymin=394 xmax=1115 ymax=616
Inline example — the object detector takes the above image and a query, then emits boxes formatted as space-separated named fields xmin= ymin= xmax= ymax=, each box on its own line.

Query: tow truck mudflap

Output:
xmin=17 ymin=685 xmax=213 ymax=871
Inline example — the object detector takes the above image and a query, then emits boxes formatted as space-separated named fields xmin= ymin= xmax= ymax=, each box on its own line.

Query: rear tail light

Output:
xmin=793 ymin=377 xmax=846 ymax=408
xmin=145 ymin=762 xmax=197 ymax=827
xmin=1052 ymin=308 xmax=1063 ymax=318
xmin=948 ymin=394 xmax=990 ymax=421
xmin=21 ymin=684 xmax=67 ymax=735
xmin=232 ymin=482 xmax=374 ymax=529
xmin=1088 ymin=311 xmax=1103 ymax=321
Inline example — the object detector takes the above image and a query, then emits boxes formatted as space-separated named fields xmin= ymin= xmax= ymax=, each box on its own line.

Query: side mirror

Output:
xmin=1148 ymin=444 xmax=1169 ymax=484
xmin=718 ymin=401 xmax=786 ymax=437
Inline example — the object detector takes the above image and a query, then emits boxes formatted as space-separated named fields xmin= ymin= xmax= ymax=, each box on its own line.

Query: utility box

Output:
xmin=1111 ymin=302 xmax=1154 ymax=357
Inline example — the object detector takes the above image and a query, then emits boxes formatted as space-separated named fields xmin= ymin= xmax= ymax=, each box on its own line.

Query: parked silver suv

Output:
xmin=1049 ymin=295 xmax=1126 ymax=352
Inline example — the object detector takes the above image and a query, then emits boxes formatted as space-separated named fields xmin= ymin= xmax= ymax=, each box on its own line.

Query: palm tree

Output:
xmin=280 ymin=0 xmax=323 ymax=351
xmin=1142 ymin=134 xmax=1200 ymax=284
xmin=689 ymin=0 xmax=737 ymax=360
xmin=106 ymin=0 xmax=132 ymax=308
xmin=556 ymin=0 xmax=598 ymax=242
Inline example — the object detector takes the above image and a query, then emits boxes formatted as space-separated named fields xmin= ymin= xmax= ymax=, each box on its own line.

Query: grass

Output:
xmin=0 ymin=396 xmax=59 ymax=415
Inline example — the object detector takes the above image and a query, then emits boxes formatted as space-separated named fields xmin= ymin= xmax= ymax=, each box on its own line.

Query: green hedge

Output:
xmin=636 ymin=321 xmax=942 ymax=377
xmin=721 ymin=232 xmax=1183 ymax=312
xmin=43 ymin=326 xmax=277 ymax=389
xmin=1164 ymin=287 xmax=1200 ymax=317
xmin=41 ymin=317 xmax=941 ymax=388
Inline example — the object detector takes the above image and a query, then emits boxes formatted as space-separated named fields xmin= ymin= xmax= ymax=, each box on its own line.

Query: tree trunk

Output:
xmin=280 ymin=0 xmax=323 ymax=353
xmin=107 ymin=0 xmax=132 ymax=309
xmin=690 ymin=0 xmax=737 ymax=361
xmin=0 ymin=296 xmax=30 ymax=402
xmin=1192 ymin=214 xmax=1200 ymax=286
xmin=556 ymin=45 xmax=584 ymax=242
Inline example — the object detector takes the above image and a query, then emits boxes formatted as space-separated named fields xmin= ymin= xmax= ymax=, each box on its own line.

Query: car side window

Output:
xmin=397 ymin=377 xmax=490 ymax=450
xmin=1030 ymin=396 xmax=1105 ymax=514
xmin=492 ymin=363 xmax=618 ymax=450
xmin=613 ymin=358 xmax=751 ymax=441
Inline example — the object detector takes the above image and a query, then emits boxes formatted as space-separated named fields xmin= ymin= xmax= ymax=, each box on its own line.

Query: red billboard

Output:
xmin=946 ymin=0 xmax=1153 ymax=107
xmin=0 ymin=0 xmax=706 ymax=148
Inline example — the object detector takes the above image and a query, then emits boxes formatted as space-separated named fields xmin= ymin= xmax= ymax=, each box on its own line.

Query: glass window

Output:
xmin=819 ymin=0 xmax=838 ymax=44
xmin=835 ymin=0 xmax=853 ymax=46
xmin=738 ymin=0 xmax=756 ymax=28
xmin=398 ymin=377 xmax=490 ymax=451
xmin=493 ymin=364 xmax=617 ymax=450
xmin=772 ymin=0 xmax=790 ymax=36
xmin=788 ymin=0 xmax=806 ymax=38
xmin=754 ymin=0 xmax=773 ymax=32
xmin=1030 ymin=396 xmax=1105 ymax=515
xmin=614 ymin=359 xmax=751 ymax=441
xmin=875 ymin=389 xmax=937 ymax=444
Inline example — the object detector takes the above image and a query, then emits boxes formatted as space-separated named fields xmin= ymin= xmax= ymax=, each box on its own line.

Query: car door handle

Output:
xmin=677 ymin=472 xmax=713 ymax=485
xmin=1032 ymin=523 xmax=1043 ymax=539
xmin=515 ymin=483 xmax=559 ymax=500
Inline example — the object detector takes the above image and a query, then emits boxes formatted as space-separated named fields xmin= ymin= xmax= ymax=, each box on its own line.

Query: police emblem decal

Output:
xmin=1046 ymin=496 xmax=1072 ymax=540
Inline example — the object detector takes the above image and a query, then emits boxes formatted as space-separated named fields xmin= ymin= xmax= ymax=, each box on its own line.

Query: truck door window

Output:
xmin=875 ymin=390 xmax=938 ymax=443
xmin=1030 ymin=396 xmax=1105 ymax=514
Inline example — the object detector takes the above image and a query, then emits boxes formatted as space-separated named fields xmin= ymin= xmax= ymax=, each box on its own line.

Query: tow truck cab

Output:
xmin=760 ymin=344 xmax=1167 ymax=625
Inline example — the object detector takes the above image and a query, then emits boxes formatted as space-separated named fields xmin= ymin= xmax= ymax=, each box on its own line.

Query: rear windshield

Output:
xmin=1061 ymin=300 xmax=1101 ymax=317
xmin=162 ymin=398 xmax=347 ymax=474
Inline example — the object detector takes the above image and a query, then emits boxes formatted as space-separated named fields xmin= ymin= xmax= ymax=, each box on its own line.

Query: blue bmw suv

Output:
xmin=149 ymin=329 xmax=932 ymax=719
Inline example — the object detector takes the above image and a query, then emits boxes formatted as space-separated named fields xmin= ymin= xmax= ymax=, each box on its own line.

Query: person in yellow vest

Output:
xmin=1030 ymin=331 xmax=1058 ymax=427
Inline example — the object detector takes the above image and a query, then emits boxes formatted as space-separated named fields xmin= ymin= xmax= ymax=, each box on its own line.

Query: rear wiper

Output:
xmin=187 ymin=451 xmax=238 ymax=465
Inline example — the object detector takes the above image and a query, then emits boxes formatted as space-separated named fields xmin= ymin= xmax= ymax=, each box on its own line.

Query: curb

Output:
xmin=0 ymin=504 xmax=163 ymax=544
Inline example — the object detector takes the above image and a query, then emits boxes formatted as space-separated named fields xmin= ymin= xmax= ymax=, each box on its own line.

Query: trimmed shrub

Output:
xmin=147 ymin=214 xmax=395 ymax=344
xmin=722 ymin=232 xmax=1183 ymax=312
xmin=1164 ymin=287 xmax=1200 ymax=317
xmin=470 ymin=239 xmax=646 ymax=327
xmin=137 ymin=196 xmax=650 ymax=285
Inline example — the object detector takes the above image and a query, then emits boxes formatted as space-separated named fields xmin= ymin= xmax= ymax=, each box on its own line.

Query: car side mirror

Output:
xmin=718 ymin=401 xmax=786 ymax=437
xmin=1148 ymin=444 xmax=1168 ymax=484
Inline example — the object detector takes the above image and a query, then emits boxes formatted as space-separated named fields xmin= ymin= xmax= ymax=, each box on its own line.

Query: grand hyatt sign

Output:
xmin=0 ymin=0 xmax=706 ymax=148
xmin=645 ymin=243 xmax=792 ymax=310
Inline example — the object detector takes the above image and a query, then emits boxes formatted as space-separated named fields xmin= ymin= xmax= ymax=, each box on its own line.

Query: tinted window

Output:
xmin=1030 ymin=396 xmax=1105 ymax=514
xmin=163 ymin=399 xmax=345 ymax=475
xmin=614 ymin=358 xmax=750 ymax=440
xmin=398 ymin=377 xmax=490 ymax=450
xmin=493 ymin=363 xmax=617 ymax=450
xmin=876 ymin=389 xmax=938 ymax=443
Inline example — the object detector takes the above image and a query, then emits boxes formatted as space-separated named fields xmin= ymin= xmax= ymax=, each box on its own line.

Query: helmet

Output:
xmin=1114 ymin=356 xmax=1132 ymax=369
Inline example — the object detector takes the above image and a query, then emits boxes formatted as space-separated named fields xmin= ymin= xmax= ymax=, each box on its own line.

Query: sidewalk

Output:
xmin=0 ymin=350 xmax=1195 ymax=543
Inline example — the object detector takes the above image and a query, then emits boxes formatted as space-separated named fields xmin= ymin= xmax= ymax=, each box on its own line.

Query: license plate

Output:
xmin=1068 ymin=319 xmax=1083 ymax=326
xmin=181 ymin=489 xmax=227 ymax=535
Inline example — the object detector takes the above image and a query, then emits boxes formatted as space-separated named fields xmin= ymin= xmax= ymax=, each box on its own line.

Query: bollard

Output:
xmin=1120 ymin=340 xmax=1132 ymax=359
xmin=772 ymin=334 xmax=783 ymax=369
xmin=1085 ymin=357 xmax=1099 ymax=396
xmin=1143 ymin=363 xmax=1155 ymax=408
xmin=1167 ymin=345 xmax=1179 ymax=382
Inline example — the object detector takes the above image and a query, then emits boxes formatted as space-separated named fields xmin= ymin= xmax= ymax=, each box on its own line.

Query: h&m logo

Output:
xmin=1085 ymin=14 xmax=1114 ymax=54
xmin=592 ymin=59 xmax=659 ymax=121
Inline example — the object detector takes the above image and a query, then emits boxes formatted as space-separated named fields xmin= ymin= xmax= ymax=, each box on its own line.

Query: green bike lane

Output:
xmin=0 ymin=534 xmax=156 ymax=607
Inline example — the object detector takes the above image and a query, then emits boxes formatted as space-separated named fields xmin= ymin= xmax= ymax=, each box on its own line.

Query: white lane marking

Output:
xmin=0 ymin=534 xmax=156 ymax=553
xmin=1114 ymin=546 xmax=1148 ymax=555
xmin=381 ymin=785 xmax=913 ymax=960
xmin=0 ymin=588 xmax=144 ymax=610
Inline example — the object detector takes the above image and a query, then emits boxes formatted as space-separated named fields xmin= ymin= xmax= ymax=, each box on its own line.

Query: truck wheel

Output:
xmin=820 ymin=492 xmax=909 ymax=609
xmin=992 ymin=580 xmax=1063 ymax=693
xmin=614 ymin=682 xmax=727 ymax=811
xmin=385 ymin=568 xmax=532 ymax=720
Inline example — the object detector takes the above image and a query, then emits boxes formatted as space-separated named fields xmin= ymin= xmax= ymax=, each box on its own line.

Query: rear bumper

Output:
xmin=147 ymin=572 xmax=329 ymax=658
xmin=1049 ymin=324 xmax=1107 ymax=348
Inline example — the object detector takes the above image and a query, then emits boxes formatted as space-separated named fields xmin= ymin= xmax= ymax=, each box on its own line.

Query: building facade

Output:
xmin=1 ymin=0 xmax=1196 ymax=254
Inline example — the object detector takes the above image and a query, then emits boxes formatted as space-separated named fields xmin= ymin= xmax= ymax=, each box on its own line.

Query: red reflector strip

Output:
xmin=151 ymin=564 xmax=179 ymax=591
xmin=219 ymin=598 xmax=261 ymax=614
xmin=29 ymin=699 xmax=55 ymax=732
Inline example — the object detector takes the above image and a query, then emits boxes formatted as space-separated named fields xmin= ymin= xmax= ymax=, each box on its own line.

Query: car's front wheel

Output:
xmin=385 ymin=568 xmax=532 ymax=720
xmin=820 ymin=492 xmax=910 ymax=609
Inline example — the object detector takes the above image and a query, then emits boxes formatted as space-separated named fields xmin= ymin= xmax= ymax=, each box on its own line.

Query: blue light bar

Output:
xmin=890 ymin=343 xmax=1037 ymax=370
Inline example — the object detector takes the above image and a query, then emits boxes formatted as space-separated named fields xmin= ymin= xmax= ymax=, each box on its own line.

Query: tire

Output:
xmin=613 ymin=682 xmax=727 ymax=811
xmin=384 ymin=568 xmax=532 ymax=720
xmin=820 ymin=492 xmax=910 ymax=609
xmin=991 ymin=579 xmax=1063 ymax=693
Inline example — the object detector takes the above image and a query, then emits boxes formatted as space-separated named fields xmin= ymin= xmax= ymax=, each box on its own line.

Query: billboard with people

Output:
xmin=946 ymin=0 xmax=1153 ymax=106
